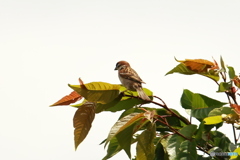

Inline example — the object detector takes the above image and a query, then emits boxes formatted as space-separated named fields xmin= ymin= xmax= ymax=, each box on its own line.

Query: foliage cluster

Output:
xmin=51 ymin=57 xmax=240 ymax=160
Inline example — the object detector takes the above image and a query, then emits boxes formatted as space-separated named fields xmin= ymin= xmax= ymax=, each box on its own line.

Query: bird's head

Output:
xmin=114 ymin=61 xmax=130 ymax=70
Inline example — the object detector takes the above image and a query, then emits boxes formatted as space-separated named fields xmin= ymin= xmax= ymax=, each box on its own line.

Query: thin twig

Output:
xmin=159 ymin=133 xmax=174 ymax=141
xmin=232 ymin=124 xmax=237 ymax=145
xmin=153 ymin=101 xmax=190 ymax=125
xmin=155 ymin=118 xmax=191 ymax=141
xmin=153 ymin=96 xmax=167 ymax=106
xmin=196 ymin=145 xmax=210 ymax=156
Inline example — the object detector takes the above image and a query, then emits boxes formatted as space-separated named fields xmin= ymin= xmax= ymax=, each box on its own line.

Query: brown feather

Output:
xmin=115 ymin=60 xmax=150 ymax=101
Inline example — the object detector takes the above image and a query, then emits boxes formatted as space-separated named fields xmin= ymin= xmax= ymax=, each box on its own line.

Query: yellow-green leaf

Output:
xmin=73 ymin=102 xmax=95 ymax=150
xmin=97 ymin=87 xmax=153 ymax=113
xmin=203 ymin=116 xmax=223 ymax=125
xmin=68 ymin=82 xmax=121 ymax=104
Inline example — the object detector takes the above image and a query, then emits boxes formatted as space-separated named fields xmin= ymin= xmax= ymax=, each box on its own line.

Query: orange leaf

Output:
xmin=233 ymin=76 xmax=240 ymax=88
xmin=74 ymin=102 xmax=95 ymax=150
xmin=230 ymin=104 xmax=240 ymax=115
xmin=176 ymin=58 xmax=219 ymax=73
xmin=50 ymin=91 xmax=82 ymax=106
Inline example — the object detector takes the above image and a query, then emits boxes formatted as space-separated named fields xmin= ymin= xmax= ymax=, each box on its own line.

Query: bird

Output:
xmin=114 ymin=60 xmax=151 ymax=101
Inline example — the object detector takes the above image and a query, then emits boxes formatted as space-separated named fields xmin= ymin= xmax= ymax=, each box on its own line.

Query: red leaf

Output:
xmin=50 ymin=91 xmax=82 ymax=106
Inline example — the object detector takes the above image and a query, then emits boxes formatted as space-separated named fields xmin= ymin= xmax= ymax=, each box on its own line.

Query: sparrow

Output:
xmin=114 ymin=61 xmax=151 ymax=101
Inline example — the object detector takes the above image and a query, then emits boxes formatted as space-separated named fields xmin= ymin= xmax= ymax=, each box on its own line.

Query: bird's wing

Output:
xmin=119 ymin=68 xmax=145 ymax=84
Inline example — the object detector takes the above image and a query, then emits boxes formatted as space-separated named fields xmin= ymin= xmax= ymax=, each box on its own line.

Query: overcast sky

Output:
xmin=1 ymin=0 xmax=240 ymax=160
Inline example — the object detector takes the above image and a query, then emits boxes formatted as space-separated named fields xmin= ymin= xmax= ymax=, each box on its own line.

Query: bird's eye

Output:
xmin=116 ymin=63 xmax=123 ymax=69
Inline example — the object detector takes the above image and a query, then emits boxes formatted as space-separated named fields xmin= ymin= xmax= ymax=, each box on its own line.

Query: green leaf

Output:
xmin=116 ymin=124 xmax=135 ymax=159
xmin=210 ymin=131 xmax=232 ymax=152
xmin=228 ymin=66 xmax=236 ymax=79
xmin=68 ymin=82 xmax=121 ymax=104
xmin=95 ymin=94 xmax=123 ymax=113
xmin=136 ymin=123 xmax=156 ymax=160
xmin=166 ymin=134 xmax=179 ymax=160
xmin=166 ymin=62 xmax=219 ymax=81
xmin=176 ymin=140 xmax=197 ymax=160
xmin=104 ymin=113 xmax=145 ymax=148
xmin=105 ymin=114 xmax=147 ymax=159
xmin=166 ymin=63 xmax=196 ymax=76
xmin=181 ymin=89 xmax=227 ymax=121
xmin=193 ymin=94 xmax=226 ymax=109
xmin=181 ymin=89 xmax=227 ymax=110
xmin=181 ymin=89 xmax=194 ymax=109
xmin=181 ymin=89 xmax=227 ymax=120
xmin=220 ymin=56 xmax=226 ymax=72
xmin=208 ymin=107 xmax=234 ymax=117
xmin=192 ymin=108 xmax=221 ymax=121
xmin=154 ymin=141 xmax=169 ymax=160
xmin=201 ymin=72 xmax=220 ymax=82
xmin=73 ymin=102 xmax=95 ymax=150
xmin=106 ymin=97 xmax=147 ymax=112
xmin=102 ymin=137 xmax=122 ymax=160
xmin=217 ymin=82 xmax=231 ymax=92
xmin=156 ymin=134 xmax=171 ymax=160
xmin=195 ymin=121 xmax=210 ymax=147
xmin=179 ymin=124 xmax=197 ymax=139
xmin=167 ymin=126 xmax=197 ymax=160
xmin=203 ymin=116 xmax=223 ymax=125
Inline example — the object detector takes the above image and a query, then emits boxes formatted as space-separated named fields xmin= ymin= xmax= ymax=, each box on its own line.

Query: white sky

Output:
xmin=1 ymin=0 xmax=240 ymax=159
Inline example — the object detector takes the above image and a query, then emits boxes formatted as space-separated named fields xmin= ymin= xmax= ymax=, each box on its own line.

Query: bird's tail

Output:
xmin=136 ymin=88 xmax=151 ymax=101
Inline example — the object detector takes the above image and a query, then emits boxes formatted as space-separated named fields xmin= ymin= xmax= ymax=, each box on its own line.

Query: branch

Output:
xmin=125 ymin=94 xmax=191 ymax=125
xmin=152 ymin=96 xmax=191 ymax=125
xmin=219 ymin=71 xmax=239 ymax=146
